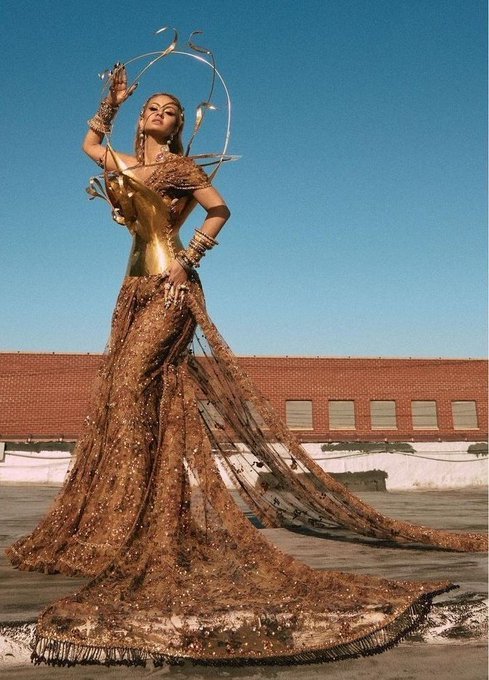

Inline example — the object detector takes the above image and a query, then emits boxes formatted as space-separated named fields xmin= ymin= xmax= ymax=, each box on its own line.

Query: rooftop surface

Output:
xmin=1 ymin=486 xmax=487 ymax=679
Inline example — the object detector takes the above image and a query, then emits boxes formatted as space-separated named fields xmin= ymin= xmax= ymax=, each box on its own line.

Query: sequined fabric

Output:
xmin=5 ymin=154 xmax=487 ymax=667
xmin=143 ymin=152 xmax=212 ymax=194
xmin=186 ymin=303 xmax=488 ymax=554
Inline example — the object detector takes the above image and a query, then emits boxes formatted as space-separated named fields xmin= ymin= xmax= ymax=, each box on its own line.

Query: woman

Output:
xmin=6 ymin=65 xmax=487 ymax=667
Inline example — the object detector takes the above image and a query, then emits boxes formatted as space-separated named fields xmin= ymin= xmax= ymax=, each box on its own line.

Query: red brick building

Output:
xmin=0 ymin=353 xmax=486 ymax=443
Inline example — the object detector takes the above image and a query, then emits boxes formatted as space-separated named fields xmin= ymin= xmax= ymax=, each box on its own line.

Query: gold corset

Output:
xmin=104 ymin=154 xmax=210 ymax=276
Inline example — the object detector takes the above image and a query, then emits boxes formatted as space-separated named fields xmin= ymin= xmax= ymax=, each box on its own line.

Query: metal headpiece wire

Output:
xmin=96 ymin=26 xmax=238 ymax=181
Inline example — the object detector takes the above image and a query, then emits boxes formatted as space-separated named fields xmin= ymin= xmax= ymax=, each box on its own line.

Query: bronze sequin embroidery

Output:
xmin=6 ymin=154 xmax=487 ymax=668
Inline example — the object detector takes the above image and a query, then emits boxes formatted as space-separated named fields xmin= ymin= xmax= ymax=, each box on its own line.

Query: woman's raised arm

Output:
xmin=82 ymin=64 xmax=137 ymax=171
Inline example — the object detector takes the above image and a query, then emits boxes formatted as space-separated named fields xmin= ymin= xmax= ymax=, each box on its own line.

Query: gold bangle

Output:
xmin=87 ymin=100 xmax=119 ymax=136
xmin=194 ymin=228 xmax=218 ymax=247
xmin=181 ymin=228 xmax=219 ymax=267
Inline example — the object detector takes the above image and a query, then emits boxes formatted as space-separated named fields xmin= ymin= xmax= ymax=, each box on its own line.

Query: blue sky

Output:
xmin=1 ymin=0 xmax=487 ymax=357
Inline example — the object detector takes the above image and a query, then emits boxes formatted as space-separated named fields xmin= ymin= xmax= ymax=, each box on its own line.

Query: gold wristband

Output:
xmin=87 ymin=100 xmax=119 ymax=136
xmin=182 ymin=228 xmax=218 ymax=267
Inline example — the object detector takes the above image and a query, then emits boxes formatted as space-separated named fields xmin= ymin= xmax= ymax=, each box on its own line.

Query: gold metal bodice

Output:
xmin=105 ymin=171 xmax=196 ymax=276
xmin=127 ymin=231 xmax=184 ymax=276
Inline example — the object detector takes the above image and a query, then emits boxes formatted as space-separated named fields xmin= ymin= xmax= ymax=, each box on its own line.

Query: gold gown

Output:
xmin=6 ymin=153 xmax=487 ymax=667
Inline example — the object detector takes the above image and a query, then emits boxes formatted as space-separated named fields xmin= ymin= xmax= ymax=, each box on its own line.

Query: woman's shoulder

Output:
xmin=102 ymin=150 xmax=138 ymax=172
xmin=154 ymin=153 xmax=211 ymax=190
xmin=115 ymin=152 xmax=138 ymax=167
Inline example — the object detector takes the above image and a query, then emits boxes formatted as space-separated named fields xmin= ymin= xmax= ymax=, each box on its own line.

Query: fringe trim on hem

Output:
xmin=30 ymin=587 xmax=456 ymax=668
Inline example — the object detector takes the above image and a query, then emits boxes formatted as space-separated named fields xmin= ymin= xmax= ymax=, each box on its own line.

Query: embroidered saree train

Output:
xmin=6 ymin=155 xmax=487 ymax=667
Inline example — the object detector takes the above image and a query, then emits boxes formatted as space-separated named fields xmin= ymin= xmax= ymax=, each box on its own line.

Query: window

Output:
xmin=198 ymin=400 xmax=224 ymax=429
xmin=329 ymin=400 xmax=355 ymax=430
xmin=370 ymin=401 xmax=397 ymax=429
xmin=411 ymin=401 xmax=438 ymax=429
xmin=452 ymin=401 xmax=478 ymax=430
xmin=285 ymin=400 xmax=313 ymax=430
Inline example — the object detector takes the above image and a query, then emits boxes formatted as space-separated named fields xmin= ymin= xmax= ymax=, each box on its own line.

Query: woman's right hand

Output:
xmin=106 ymin=63 xmax=137 ymax=108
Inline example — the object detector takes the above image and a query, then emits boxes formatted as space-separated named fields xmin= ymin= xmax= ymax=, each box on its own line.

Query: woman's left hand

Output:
xmin=163 ymin=260 xmax=189 ymax=287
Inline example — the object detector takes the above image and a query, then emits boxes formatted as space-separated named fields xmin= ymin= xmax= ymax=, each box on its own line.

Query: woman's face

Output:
xmin=141 ymin=95 xmax=181 ymax=139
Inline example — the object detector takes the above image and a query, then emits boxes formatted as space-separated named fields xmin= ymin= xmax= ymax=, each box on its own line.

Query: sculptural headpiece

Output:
xmin=97 ymin=27 xmax=237 ymax=176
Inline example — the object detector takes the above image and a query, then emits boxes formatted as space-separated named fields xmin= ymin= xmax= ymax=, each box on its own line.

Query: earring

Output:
xmin=155 ymin=136 xmax=172 ymax=163
xmin=136 ymin=129 xmax=145 ymax=164
xmin=164 ymin=133 xmax=174 ymax=153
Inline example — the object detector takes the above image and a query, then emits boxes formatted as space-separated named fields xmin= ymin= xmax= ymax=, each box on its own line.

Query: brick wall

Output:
xmin=0 ymin=353 xmax=102 ymax=440
xmin=0 ymin=353 xmax=486 ymax=442
xmin=239 ymin=357 xmax=487 ymax=441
